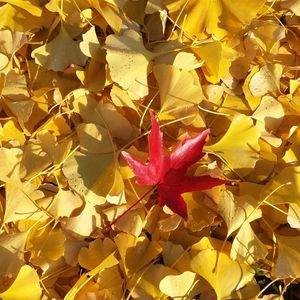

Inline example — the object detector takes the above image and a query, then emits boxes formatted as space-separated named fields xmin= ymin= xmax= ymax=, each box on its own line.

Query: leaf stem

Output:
xmin=105 ymin=185 xmax=157 ymax=229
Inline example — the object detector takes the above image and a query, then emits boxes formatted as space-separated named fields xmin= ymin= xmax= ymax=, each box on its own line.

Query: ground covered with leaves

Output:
xmin=0 ymin=0 xmax=300 ymax=299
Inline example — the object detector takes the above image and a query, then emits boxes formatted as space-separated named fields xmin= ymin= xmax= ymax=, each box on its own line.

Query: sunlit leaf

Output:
xmin=191 ymin=239 xmax=254 ymax=300
xmin=165 ymin=0 xmax=265 ymax=39
xmin=272 ymin=234 xmax=300 ymax=278
xmin=32 ymin=25 xmax=87 ymax=72
xmin=0 ymin=265 xmax=42 ymax=300
xmin=206 ymin=114 xmax=260 ymax=177
xmin=105 ymin=29 xmax=155 ymax=99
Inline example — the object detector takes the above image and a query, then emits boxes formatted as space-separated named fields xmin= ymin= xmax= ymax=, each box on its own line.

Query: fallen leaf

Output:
xmin=191 ymin=241 xmax=254 ymax=300
xmin=64 ymin=251 xmax=119 ymax=300
xmin=159 ymin=271 xmax=200 ymax=298
xmin=231 ymin=220 xmax=269 ymax=265
xmin=252 ymin=96 xmax=285 ymax=132
xmin=110 ymin=84 xmax=139 ymax=112
xmin=1 ymin=69 xmax=34 ymax=124
xmin=260 ymin=166 xmax=300 ymax=205
xmin=28 ymin=228 xmax=66 ymax=261
xmin=217 ymin=190 xmax=261 ymax=237
xmin=32 ymin=25 xmax=87 ymax=72
xmin=249 ymin=21 xmax=285 ymax=54
xmin=78 ymin=238 xmax=117 ymax=270
xmin=62 ymin=151 xmax=115 ymax=203
xmin=122 ymin=112 xmax=224 ymax=219
xmin=165 ymin=0 xmax=265 ymax=39
xmin=272 ymin=234 xmax=300 ymax=278
xmin=206 ymin=114 xmax=260 ymax=177
xmin=72 ymin=94 xmax=133 ymax=141
xmin=153 ymin=64 xmax=204 ymax=116
xmin=79 ymin=26 xmax=105 ymax=62
xmin=132 ymin=264 xmax=177 ymax=298
xmin=4 ymin=182 xmax=46 ymax=224
xmin=0 ymin=29 xmax=27 ymax=56
xmin=63 ymin=201 xmax=102 ymax=238
xmin=0 ymin=230 xmax=30 ymax=277
xmin=248 ymin=64 xmax=282 ymax=97
xmin=105 ymin=29 xmax=155 ymax=99
xmin=0 ymin=265 xmax=42 ymax=300
xmin=0 ymin=147 xmax=23 ymax=185
xmin=194 ymin=41 xmax=238 ymax=83
xmin=77 ymin=123 xmax=115 ymax=154
xmin=0 ymin=118 xmax=26 ymax=144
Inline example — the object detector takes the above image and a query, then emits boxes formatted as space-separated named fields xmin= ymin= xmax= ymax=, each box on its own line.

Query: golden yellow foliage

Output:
xmin=0 ymin=0 xmax=299 ymax=299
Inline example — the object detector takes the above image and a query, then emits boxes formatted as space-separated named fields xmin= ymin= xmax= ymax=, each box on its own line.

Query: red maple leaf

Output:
xmin=122 ymin=112 xmax=224 ymax=220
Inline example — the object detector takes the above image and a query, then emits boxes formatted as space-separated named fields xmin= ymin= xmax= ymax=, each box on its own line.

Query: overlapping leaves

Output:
xmin=0 ymin=0 xmax=299 ymax=299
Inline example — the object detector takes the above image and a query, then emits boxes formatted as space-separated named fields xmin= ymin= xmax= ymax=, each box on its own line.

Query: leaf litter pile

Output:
xmin=1 ymin=0 xmax=300 ymax=299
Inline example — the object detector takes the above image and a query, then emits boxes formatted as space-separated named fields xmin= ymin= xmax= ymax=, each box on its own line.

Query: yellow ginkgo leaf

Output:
xmin=206 ymin=114 xmax=260 ymax=177
xmin=28 ymin=228 xmax=65 ymax=261
xmin=35 ymin=115 xmax=72 ymax=137
xmin=260 ymin=166 xmax=300 ymax=205
xmin=249 ymin=21 xmax=285 ymax=54
xmin=88 ymin=0 xmax=123 ymax=32
xmin=0 ymin=265 xmax=42 ymax=300
xmin=76 ymin=123 xmax=115 ymax=154
xmin=78 ymin=238 xmax=117 ymax=270
xmin=194 ymin=41 xmax=238 ymax=84
xmin=97 ymin=267 xmax=123 ymax=299
xmin=113 ymin=232 xmax=136 ymax=271
xmin=0 ymin=0 xmax=42 ymax=16
xmin=72 ymin=94 xmax=133 ymax=141
xmin=110 ymin=84 xmax=139 ymax=112
xmin=45 ymin=0 xmax=89 ymax=24
xmin=32 ymin=25 xmax=87 ymax=72
xmin=125 ymin=237 xmax=163 ymax=276
xmin=105 ymin=29 xmax=155 ymax=99
xmin=186 ymin=193 xmax=219 ymax=232
xmin=0 ymin=230 xmax=30 ymax=277
xmin=65 ymin=251 xmax=119 ymax=300
xmin=164 ymin=0 xmax=265 ymax=39
xmin=191 ymin=246 xmax=254 ymax=300
xmin=231 ymin=220 xmax=269 ymax=265
xmin=114 ymin=233 xmax=162 ymax=276
xmin=76 ymin=58 xmax=106 ymax=93
xmin=0 ymin=30 xmax=27 ymax=56
xmin=153 ymin=64 xmax=204 ymax=116
xmin=0 ymin=4 xmax=44 ymax=32
xmin=0 ymin=53 xmax=9 ymax=71
xmin=36 ymin=130 xmax=72 ymax=165
xmin=272 ymin=234 xmax=300 ymax=278
xmin=1 ymin=70 xmax=34 ymax=124
xmin=252 ymin=96 xmax=284 ymax=132
xmin=79 ymin=26 xmax=105 ymax=62
xmin=39 ymin=189 xmax=83 ymax=218
xmin=0 ymin=118 xmax=26 ymax=144
xmin=63 ymin=201 xmax=102 ymax=238
xmin=217 ymin=190 xmax=261 ymax=237
xmin=159 ymin=271 xmax=200 ymax=298
xmin=4 ymin=182 xmax=46 ymax=224
xmin=0 ymin=147 xmax=23 ymax=185
xmin=133 ymin=264 xmax=177 ymax=298
xmin=242 ymin=65 xmax=262 ymax=110
xmin=114 ymin=208 xmax=145 ymax=237
xmin=62 ymin=151 xmax=115 ymax=202
xmin=160 ymin=241 xmax=190 ymax=271
xmin=248 ymin=64 xmax=282 ymax=98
